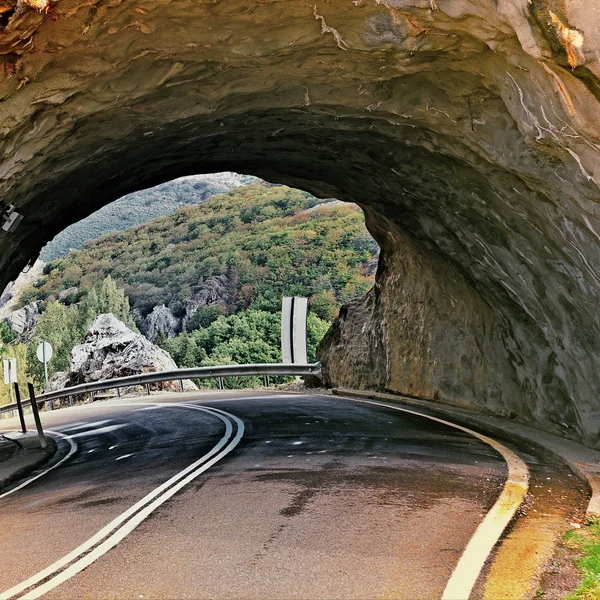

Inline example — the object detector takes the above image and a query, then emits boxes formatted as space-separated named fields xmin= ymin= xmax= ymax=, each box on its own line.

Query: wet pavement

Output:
xmin=0 ymin=392 xmax=584 ymax=599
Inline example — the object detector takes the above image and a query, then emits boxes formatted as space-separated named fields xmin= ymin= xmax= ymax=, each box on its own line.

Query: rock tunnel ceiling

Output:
xmin=1 ymin=0 xmax=600 ymax=444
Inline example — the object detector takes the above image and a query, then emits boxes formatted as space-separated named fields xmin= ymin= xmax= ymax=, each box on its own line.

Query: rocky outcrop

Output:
xmin=61 ymin=314 xmax=197 ymax=392
xmin=140 ymin=304 xmax=179 ymax=342
xmin=320 ymin=213 xmax=523 ymax=417
xmin=182 ymin=275 xmax=233 ymax=331
xmin=0 ymin=260 xmax=44 ymax=319
xmin=57 ymin=287 xmax=78 ymax=301
xmin=4 ymin=301 xmax=41 ymax=339
xmin=2 ymin=1 xmax=600 ymax=444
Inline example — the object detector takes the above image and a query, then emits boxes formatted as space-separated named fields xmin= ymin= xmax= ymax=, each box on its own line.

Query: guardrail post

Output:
xmin=179 ymin=380 xmax=184 ymax=392
xmin=68 ymin=395 xmax=73 ymax=407
xmin=218 ymin=377 xmax=224 ymax=390
xmin=27 ymin=383 xmax=47 ymax=449
xmin=117 ymin=387 xmax=121 ymax=398
xmin=13 ymin=383 xmax=26 ymax=434
xmin=145 ymin=384 xmax=150 ymax=396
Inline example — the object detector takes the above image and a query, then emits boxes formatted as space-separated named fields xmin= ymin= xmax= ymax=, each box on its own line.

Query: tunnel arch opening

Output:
xmin=1 ymin=0 xmax=600 ymax=445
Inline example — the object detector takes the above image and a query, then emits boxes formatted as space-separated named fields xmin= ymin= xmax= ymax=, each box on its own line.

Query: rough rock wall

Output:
xmin=321 ymin=210 xmax=524 ymax=418
xmin=0 ymin=1 xmax=600 ymax=443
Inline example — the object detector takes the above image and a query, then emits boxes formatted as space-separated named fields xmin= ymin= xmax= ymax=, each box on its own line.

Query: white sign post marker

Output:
xmin=281 ymin=297 xmax=308 ymax=373
xmin=292 ymin=297 xmax=308 ymax=365
xmin=36 ymin=341 xmax=54 ymax=409
xmin=3 ymin=358 xmax=17 ymax=405
xmin=281 ymin=297 xmax=294 ymax=364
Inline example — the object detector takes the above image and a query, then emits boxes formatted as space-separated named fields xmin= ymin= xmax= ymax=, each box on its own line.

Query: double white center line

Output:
xmin=0 ymin=403 xmax=244 ymax=600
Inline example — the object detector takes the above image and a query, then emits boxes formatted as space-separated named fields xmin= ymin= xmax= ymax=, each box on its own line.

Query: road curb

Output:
xmin=0 ymin=433 xmax=57 ymax=490
xmin=332 ymin=388 xmax=600 ymax=518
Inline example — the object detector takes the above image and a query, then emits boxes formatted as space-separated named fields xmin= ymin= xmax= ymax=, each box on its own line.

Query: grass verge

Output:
xmin=564 ymin=518 xmax=600 ymax=599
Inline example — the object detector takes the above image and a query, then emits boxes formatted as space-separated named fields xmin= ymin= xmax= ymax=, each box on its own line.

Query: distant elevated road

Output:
xmin=0 ymin=392 xmax=587 ymax=599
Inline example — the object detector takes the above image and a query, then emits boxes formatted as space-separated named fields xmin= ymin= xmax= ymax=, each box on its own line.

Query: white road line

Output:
xmin=56 ymin=420 xmax=112 ymax=432
xmin=115 ymin=454 xmax=134 ymax=461
xmin=1 ymin=404 xmax=244 ymax=600
xmin=340 ymin=396 xmax=529 ymax=600
xmin=0 ymin=431 xmax=78 ymax=501
xmin=68 ymin=424 xmax=127 ymax=438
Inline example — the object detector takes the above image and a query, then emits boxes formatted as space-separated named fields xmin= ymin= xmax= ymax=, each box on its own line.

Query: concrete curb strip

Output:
xmin=332 ymin=388 xmax=600 ymax=518
xmin=0 ymin=432 xmax=57 ymax=491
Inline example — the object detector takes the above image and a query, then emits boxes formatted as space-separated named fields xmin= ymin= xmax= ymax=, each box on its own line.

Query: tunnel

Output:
xmin=1 ymin=0 xmax=600 ymax=445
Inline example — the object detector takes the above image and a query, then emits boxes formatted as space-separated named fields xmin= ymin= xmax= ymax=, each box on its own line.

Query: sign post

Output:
xmin=281 ymin=297 xmax=309 ymax=370
xmin=36 ymin=341 xmax=54 ymax=410
xmin=3 ymin=357 xmax=17 ymax=405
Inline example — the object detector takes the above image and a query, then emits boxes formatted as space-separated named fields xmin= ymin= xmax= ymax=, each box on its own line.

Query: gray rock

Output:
xmin=65 ymin=314 xmax=197 ymax=392
xmin=0 ymin=260 xmax=45 ymax=319
xmin=182 ymin=275 xmax=233 ymax=331
xmin=58 ymin=287 xmax=78 ymax=301
xmin=140 ymin=304 xmax=180 ymax=342
xmin=5 ymin=301 xmax=41 ymax=338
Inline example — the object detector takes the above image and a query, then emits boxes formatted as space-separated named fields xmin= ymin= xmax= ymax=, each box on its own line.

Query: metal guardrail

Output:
xmin=0 ymin=362 xmax=322 ymax=415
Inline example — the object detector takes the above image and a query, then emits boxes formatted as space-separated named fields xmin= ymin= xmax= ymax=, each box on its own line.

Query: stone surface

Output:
xmin=0 ymin=259 xmax=44 ymax=319
xmin=140 ymin=304 xmax=179 ymax=342
xmin=0 ymin=1 xmax=599 ymax=443
xmin=181 ymin=275 xmax=233 ymax=331
xmin=63 ymin=314 xmax=197 ymax=391
xmin=4 ymin=300 xmax=40 ymax=338
xmin=57 ymin=286 xmax=78 ymax=301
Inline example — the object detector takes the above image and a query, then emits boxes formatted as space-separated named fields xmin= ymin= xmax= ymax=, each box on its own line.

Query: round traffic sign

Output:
xmin=36 ymin=341 xmax=53 ymax=364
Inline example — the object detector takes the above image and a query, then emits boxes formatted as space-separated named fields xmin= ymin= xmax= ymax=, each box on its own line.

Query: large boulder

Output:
xmin=66 ymin=313 xmax=197 ymax=392
xmin=140 ymin=304 xmax=180 ymax=342
xmin=5 ymin=301 xmax=41 ymax=339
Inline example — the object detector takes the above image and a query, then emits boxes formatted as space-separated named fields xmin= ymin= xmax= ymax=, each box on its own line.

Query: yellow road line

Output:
xmin=339 ymin=396 xmax=529 ymax=600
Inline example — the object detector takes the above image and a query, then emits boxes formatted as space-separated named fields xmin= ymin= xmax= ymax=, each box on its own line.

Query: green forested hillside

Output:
xmin=1 ymin=182 xmax=379 ymax=402
xmin=40 ymin=173 xmax=256 ymax=261
xmin=26 ymin=183 xmax=379 ymax=321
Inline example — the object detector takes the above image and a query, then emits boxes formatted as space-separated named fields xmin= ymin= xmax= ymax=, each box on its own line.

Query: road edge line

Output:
xmin=0 ymin=405 xmax=237 ymax=600
xmin=335 ymin=394 xmax=529 ymax=600
xmin=19 ymin=406 xmax=245 ymax=600
xmin=0 ymin=431 xmax=78 ymax=501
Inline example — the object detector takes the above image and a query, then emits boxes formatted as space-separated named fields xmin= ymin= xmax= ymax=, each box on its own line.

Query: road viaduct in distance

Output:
xmin=1 ymin=1 xmax=600 ymax=446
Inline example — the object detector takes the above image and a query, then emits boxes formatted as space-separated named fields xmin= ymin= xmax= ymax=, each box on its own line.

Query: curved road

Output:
xmin=0 ymin=392 xmax=586 ymax=599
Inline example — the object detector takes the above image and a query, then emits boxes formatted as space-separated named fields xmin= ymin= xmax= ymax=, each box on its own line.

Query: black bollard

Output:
xmin=13 ymin=383 xmax=26 ymax=434
xmin=27 ymin=383 xmax=47 ymax=449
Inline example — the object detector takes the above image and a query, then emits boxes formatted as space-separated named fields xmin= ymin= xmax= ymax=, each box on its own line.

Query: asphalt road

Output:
xmin=0 ymin=392 xmax=584 ymax=599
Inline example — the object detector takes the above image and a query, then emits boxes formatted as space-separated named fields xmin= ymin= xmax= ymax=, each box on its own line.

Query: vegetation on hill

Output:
xmin=40 ymin=173 xmax=256 ymax=261
xmin=1 ymin=182 xmax=379 ymax=405
xmin=25 ymin=183 xmax=379 ymax=321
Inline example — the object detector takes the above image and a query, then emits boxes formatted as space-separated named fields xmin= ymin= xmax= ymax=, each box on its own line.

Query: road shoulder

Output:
xmin=331 ymin=388 xmax=596 ymax=599
xmin=0 ymin=431 xmax=57 ymax=489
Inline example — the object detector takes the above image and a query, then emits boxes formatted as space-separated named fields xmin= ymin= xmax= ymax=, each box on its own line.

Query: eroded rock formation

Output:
xmin=1 ymin=1 xmax=600 ymax=443
xmin=4 ymin=300 xmax=40 ymax=338
xmin=0 ymin=259 xmax=44 ymax=318
xmin=57 ymin=313 xmax=197 ymax=391
xmin=181 ymin=275 xmax=233 ymax=331
xmin=140 ymin=304 xmax=179 ymax=342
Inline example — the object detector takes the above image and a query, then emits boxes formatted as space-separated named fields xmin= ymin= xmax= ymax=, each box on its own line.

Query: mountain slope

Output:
xmin=25 ymin=183 xmax=379 ymax=324
xmin=40 ymin=173 xmax=257 ymax=261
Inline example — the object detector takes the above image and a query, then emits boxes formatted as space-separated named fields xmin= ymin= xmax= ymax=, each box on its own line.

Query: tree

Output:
xmin=28 ymin=300 xmax=79 ymax=388
xmin=96 ymin=276 xmax=136 ymax=329
xmin=309 ymin=290 xmax=339 ymax=321
xmin=0 ymin=321 xmax=17 ymax=346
